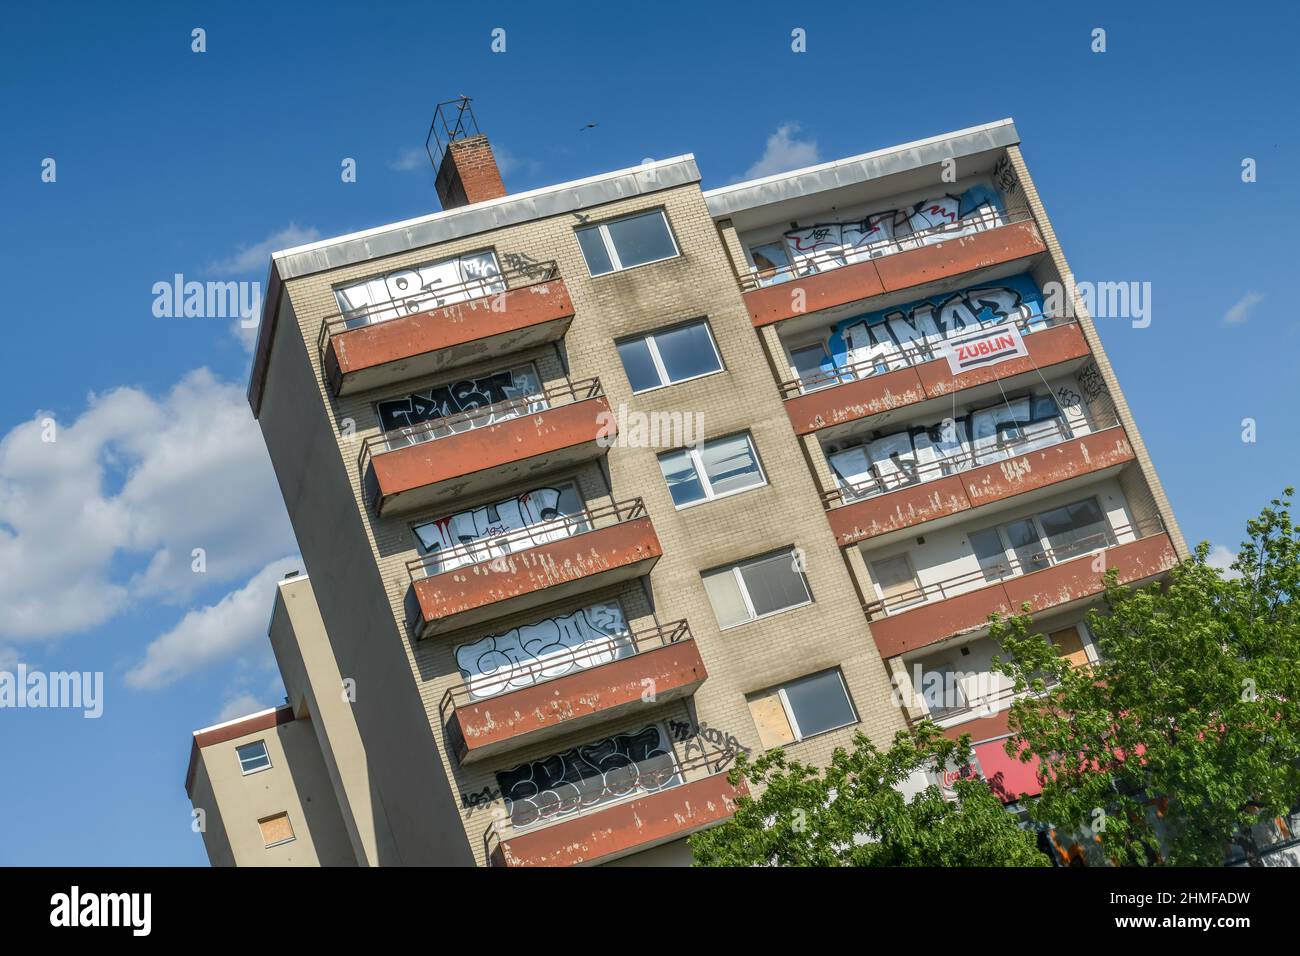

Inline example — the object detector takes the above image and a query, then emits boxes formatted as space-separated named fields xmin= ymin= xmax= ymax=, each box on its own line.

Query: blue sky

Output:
xmin=0 ymin=1 xmax=1295 ymax=865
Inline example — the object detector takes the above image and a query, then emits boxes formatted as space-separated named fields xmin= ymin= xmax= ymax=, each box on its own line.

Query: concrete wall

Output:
xmin=190 ymin=717 xmax=354 ymax=866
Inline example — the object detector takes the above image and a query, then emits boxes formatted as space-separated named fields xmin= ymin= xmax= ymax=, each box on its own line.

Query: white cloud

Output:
xmin=127 ymin=557 xmax=297 ymax=690
xmin=1224 ymin=291 xmax=1264 ymax=325
xmin=388 ymin=147 xmax=428 ymax=173
xmin=208 ymin=223 xmax=320 ymax=276
xmin=1206 ymin=544 xmax=1242 ymax=580
xmin=216 ymin=691 xmax=274 ymax=723
xmin=740 ymin=123 xmax=821 ymax=180
xmin=0 ymin=368 xmax=296 ymax=640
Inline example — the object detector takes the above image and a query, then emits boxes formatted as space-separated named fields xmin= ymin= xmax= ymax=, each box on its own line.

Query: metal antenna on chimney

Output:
xmin=425 ymin=96 xmax=481 ymax=170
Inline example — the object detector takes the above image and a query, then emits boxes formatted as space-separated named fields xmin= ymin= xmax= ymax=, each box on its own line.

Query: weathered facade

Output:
xmin=185 ymin=115 xmax=1182 ymax=866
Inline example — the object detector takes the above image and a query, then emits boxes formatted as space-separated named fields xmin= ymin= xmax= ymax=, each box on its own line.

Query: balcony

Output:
xmin=359 ymin=377 xmax=611 ymax=517
xmin=405 ymin=499 xmax=662 ymax=638
xmin=442 ymin=621 xmax=707 ymax=763
xmin=782 ymin=315 xmax=1090 ymax=435
xmin=824 ymin=420 xmax=1135 ymax=546
xmin=740 ymin=212 xmax=1046 ymax=327
xmin=485 ymin=753 xmax=745 ymax=867
xmin=318 ymin=262 xmax=575 ymax=396
xmin=865 ymin=520 xmax=1177 ymax=658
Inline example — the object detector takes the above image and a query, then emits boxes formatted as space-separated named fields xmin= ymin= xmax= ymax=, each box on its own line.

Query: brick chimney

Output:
xmin=435 ymin=133 xmax=506 ymax=210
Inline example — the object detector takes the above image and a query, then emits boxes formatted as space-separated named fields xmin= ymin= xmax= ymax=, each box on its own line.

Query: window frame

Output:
xmin=257 ymin=812 xmax=297 ymax=849
xmin=969 ymin=495 xmax=1115 ymax=577
xmin=576 ymin=208 xmax=681 ymax=277
xmin=236 ymin=740 xmax=272 ymax=776
xmin=657 ymin=432 xmax=767 ymax=510
xmin=704 ymin=547 xmax=813 ymax=630
xmin=616 ymin=318 xmax=724 ymax=394
xmin=756 ymin=668 xmax=859 ymax=744
xmin=869 ymin=552 xmax=924 ymax=609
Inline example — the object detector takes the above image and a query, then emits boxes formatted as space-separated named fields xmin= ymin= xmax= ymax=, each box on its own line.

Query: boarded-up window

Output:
xmin=748 ymin=669 xmax=857 ymax=748
xmin=1050 ymin=627 xmax=1089 ymax=668
xmin=258 ymin=812 xmax=295 ymax=848
xmin=748 ymin=689 xmax=795 ymax=749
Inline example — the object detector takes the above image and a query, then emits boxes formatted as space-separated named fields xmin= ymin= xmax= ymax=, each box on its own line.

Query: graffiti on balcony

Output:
xmin=825 ymin=387 xmax=1087 ymax=498
xmin=335 ymin=248 xmax=504 ymax=326
xmin=496 ymin=724 xmax=680 ymax=829
xmin=751 ymin=185 xmax=1005 ymax=284
xmin=375 ymin=362 xmax=544 ymax=436
xmin=454 ymin=602 xmax=632 ymax=700
xmin=831 ymin=273 xmax=1048 ymax=377
xmin=412 ymin=482 xmax=587 ymax=573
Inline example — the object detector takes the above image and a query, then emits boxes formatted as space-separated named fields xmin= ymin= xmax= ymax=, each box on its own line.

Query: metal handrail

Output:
xmin=439 ymin=620 xmax=692 ymax=723
xmin=739 ymin=207 xmax=1035 ymax=292
xmin=822 ymin=415 xmax=1122 ymax=510
xmin=316 ymin=259 xmax=561 ymax=357
xmin=358 ymin=376 xmax=604 ymax=484
xmin=777 ymin=311 xmax=1074 ymax=399
xmin=482 ymin=748 xmax=737 ymax=859
xmin=406 ymin=497 xmax=647 ymax=582
xmin=863 ymin=517 xmax=1166 ymax=621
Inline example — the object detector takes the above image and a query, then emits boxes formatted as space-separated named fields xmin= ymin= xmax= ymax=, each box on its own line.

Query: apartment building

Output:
xmin=185 ymin=104 xmax=1184 ymax=866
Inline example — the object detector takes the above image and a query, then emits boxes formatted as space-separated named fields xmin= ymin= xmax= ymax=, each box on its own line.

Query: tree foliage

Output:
xmin=990 ymin=488 xmax=1300 ymax=865
xmin=689 ymin=724 xmax=1048 ymax=866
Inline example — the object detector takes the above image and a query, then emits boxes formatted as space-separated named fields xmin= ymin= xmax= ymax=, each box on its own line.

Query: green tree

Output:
xmin=990 ymin=488 xmax=1300 ymax=865
xmin=689 ymin=724 xmax=1049 ymax=866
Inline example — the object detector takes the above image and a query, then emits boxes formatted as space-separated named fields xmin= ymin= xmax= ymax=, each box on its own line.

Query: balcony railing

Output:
xmin=822 ymin=413 xmax=1120 ymax=509
xmin=315 ymin=259 xmax=560 ymax=361
xmin=439 ymin=620 xmax=691 ymax=713
xmin=778 ymin=312 xmax=1073 ymax=400
xmin=483 ymin=749 xmax=738 ymax=865
xmin=739 ymin=208 xmax=1033 ymax=293
xmin=361 ymin=375 xmax=601 ymax=462
xmin=864 ymin=517 xmax=1166 ymax=621
xmin=358 ymin=376 xmax=605 ymax=515
xmin=406 ymin=497 xmax=646 ymax=583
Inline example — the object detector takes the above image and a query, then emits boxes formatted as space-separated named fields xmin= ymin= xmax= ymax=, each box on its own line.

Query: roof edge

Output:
xmin=703 ymin=119 xmax=1019 ymax=218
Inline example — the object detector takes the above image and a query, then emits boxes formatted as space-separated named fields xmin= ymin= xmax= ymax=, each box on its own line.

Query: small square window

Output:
xmin=616 ymin=320 xmax=723 ymax=393
xmin=576 ymin=209 xmax=679 ymax=276
xmin=236 ymin=740 xmax=271 ymax=775
xmin=258 ymin=812 xmax=295 ymax=848
xmin=657 ymin=433 xmax=765 ymax=508
xmin=702 ymin=548 xmax=811 ymax=629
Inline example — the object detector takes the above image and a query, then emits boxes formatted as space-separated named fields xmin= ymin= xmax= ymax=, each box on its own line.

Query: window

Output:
xmin=616 ymin=320 xmax=723 ymax=392
xmin=1037 ymin=498 xmax=1112 ymax=560
xmin=576 ymin=209 xmax=679 ymax=276
xmin=747 ymin=669 xmax=857 ymax=749
xmin=702 ymin=548 xmax=811 ymax=629
xmin=236 ymin=740 xmax=271 ymax=775
xmin=870 ymin=554 xmax=921 ymax=609
xmin=258 ymin=812 xmax=295 ymax=848
xmin=657 ymin=433 xmax=765 ymax=507
xmin=967 ymin=497 xmax=1116 ymax=579
xmin=790 ymin=343 xmax=835 ymax=391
